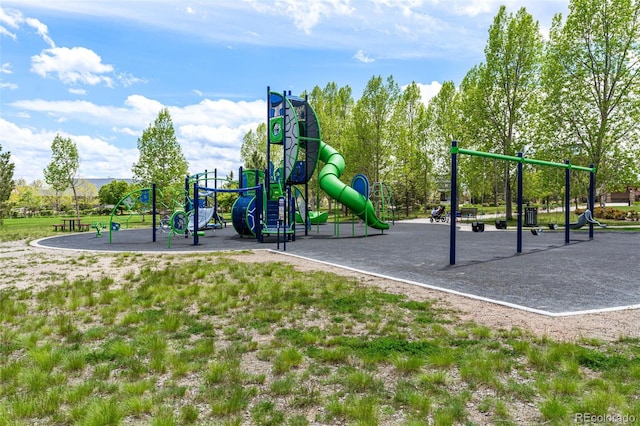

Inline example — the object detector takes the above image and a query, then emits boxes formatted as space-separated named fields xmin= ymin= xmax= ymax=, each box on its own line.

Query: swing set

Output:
xmin=449 ymin=141 xmax=599 ymax=266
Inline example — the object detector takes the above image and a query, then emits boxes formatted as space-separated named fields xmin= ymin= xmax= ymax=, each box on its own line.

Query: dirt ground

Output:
xmin=3 ymin=239 xmax=639 ymax=343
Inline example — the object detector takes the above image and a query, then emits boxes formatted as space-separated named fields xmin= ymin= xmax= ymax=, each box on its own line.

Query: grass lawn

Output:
xmin=0 ymin=214 xmax=150 ymax=243
xmin=1 ymin=245 xmax=640 ymax=425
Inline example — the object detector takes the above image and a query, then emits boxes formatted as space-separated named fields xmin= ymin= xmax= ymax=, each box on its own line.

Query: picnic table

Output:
xmin=457 ymin=207 xmax=478 ymax=222
xmin=54 ymin=218 xmax=91 ymax=232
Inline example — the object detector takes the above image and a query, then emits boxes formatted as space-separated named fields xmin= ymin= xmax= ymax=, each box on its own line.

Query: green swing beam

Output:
xmin=449 ymin=141 xmax=597 ymax=266
xmin=451 ymin=146 xmax=595 ymax=173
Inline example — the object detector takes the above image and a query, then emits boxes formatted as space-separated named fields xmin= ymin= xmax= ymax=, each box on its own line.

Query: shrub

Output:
xmin=593 ymin=207 xmax=626 ymax=220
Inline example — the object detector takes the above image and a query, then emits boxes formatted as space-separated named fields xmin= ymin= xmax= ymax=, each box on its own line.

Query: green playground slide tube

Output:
xmin=318 ymin=141 xmax=389 ymax=230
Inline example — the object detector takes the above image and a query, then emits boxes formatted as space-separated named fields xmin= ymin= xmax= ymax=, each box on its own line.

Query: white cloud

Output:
xmin=112 ymin=127 xmax=140 ymax=137
xmin=1 ymin=1 xmax=569 ymax=63
xmin=0 ymin=7 xmax=142 ymax=88
xmin=0 ymin=7 xmax=20 ymax=39
xmin=31 ymin=46 xmax=115 ymax=86
xmin=68 ymin=88 xmax=86 ymax=95
xmin=10 ymin=95 xmax=266 ymax=129
xmin=1 ymin=62 xmax=12 ymax=74
xmin=0 ymin=7 xmax=55 ymax=47
xmin=11 ymin=98 xmax=146 ymax=128
xmin=0 ymin=25 xmax=16 ymax=39
xmin=0 ymin=117 xmax=137 ymax=181
xmin=244 ymin=0 xmax=355 ymax=34
xmin=415 ymin=81 xmax=442 ymax=104
xmin=25 ymin=16 xmax=55 ymax=47
xmin=5 ymin=95 xmax=267 ymax=180
xmin=0 ymin=82 xmax=18 ymax=90
xmin=172 ymin=98 xmax=265 ymax=127
xmin=451 ymin=0 xmax=500 ymax=17
xmin=117 ymin=72 xmax=145 ymax=87
xmin=353 ymin=50 xmax=375 ymax=63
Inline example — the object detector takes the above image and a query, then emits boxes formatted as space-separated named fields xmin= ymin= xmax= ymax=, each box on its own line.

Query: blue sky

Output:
xmin=0 ymin=0 xmax=569 ymax=183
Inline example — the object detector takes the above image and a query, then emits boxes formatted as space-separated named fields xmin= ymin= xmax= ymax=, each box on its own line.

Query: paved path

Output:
xmin=34 ymin=220 xmax=640 ymax=316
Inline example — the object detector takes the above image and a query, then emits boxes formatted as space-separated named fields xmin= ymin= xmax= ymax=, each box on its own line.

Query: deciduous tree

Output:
xmin=462 ymin=6 xmax=543 ymax=219
xmin=388 ymin=82 xmax=429 ymax=216
xmin=240 ymin=122 xmax=267 ymax=171
xmin=541 ymin=0 xmax=640 ymax=200
xmin=98 ymin=180 xmax=131 ymax=207
xmin=44 ymin=134 xmax=80 ymax=218
xmin=132 ymin=108 xmax=189 ymax=190
xmin=347 ymin=75 xmax=400 ymax=184
xmin=0 ymin=143 xmax=15 ymax=219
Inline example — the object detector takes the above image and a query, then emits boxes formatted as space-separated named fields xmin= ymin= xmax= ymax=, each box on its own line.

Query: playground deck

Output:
xmin=33 ymin=220 xmax=640 ymax=316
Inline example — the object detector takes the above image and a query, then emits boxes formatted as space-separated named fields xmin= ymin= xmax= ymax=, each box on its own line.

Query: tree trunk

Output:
xmin=505 ymin=178 xmax=513 ymax=220
xmin=71 ymin=184 xmax=80 ymax=221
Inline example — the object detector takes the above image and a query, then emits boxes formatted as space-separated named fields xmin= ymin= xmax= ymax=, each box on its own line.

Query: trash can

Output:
xmin=525 ymin=207 xmax=538 ymax=227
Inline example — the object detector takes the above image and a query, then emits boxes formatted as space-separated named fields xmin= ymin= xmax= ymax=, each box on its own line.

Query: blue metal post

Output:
xmin=565 ymin=160 xmax=570 ymax=244
xmin=266 ymin=86 xmax=272 ymax=201
xmin=193 ymin=182 xmax=199 ymax=246
xmin=517 ymin=152 xmax=523 ymax=253
xmin=152 ymin=183 xmax=157 ymax=242
xmin=256 ymin=184 xmax=263 ymax=243
xmin=185 ymin=176 xmax=190 ymax=239
xmin=450 ymin=141 xmax=458 ymax=265
xmin=589 ymin=163 xmax=595 ymax=239
xmin=213 ymin=169 xmax=217 ymax=217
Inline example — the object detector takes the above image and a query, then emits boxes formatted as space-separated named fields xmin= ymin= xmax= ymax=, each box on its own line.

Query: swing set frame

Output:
xmin=449 ymin=140 xmax=597 ymax=266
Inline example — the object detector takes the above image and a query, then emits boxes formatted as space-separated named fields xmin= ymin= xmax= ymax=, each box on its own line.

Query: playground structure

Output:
xmin=449 ymin=141 xmax=601 ymax=265
xmin=227 ymin=88 xmax=390 ymax=244
xmin=105 ymin=185 xmax=190 ymax=246
xmin=107 ymin=186 xmax=165 ymax=243
xmin=105 ymin=88 xmax=392 ymax=249
xmin=569 ymin=209 xmax=607 ymax=229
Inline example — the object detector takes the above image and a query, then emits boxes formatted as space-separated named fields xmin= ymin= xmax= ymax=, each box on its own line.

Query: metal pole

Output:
xmin=283 ymin=90 xmax=288 ymax=249
xmin=213 ymin=169 xmax=217 ymax=219
xmin=266 ymin=86 xmax=271 ymax=201
xmin=193 ymin=182 xmax=199 ymax=246
xmin=256 ymin=184 xmax=263 ymax=243
xmin=152 ymin=183 xmax=157 ymax=242
xmin=185 ymin=176 xmax=190 ymax=239
xmin=517 ymin=152 xmax=523 ymax=253
xmin=589 ymin=163 xmax=595 ymax=240
xmin=565 ymin=160 xmax=571 ymax=244
xmin=305 ymin=180 xmax=309 ymax=236
xmin=450 ymin=141 xmax=458 ymax=265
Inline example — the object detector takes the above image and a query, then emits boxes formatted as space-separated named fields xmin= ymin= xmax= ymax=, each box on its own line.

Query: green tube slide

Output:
xmin=318 ymin=141 xmax=389 ymax=230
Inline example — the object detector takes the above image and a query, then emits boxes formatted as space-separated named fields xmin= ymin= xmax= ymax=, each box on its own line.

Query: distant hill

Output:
xmin=82 ymin=178 xmax=137 ymax=191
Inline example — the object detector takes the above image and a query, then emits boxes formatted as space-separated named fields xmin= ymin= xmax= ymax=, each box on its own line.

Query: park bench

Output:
xmin=459 ymin=207 xmax=478 ymax=222
xmin=52 ymin=223 xmax=66 ymax=231
xmin=78 ymin=223 xmax=91 ymax=232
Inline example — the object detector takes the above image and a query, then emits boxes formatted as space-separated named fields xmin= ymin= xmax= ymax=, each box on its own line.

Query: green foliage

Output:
xmin=240 ymin=122 xmax=267 ymax=170
xmin=44 ymin=135 xmax=79 ymax=194
xmin=541 ymin=0 xmax=640 ymax=194
xmin=346 ymin=75 xmax=400 ymax=184
xmin=0 ymin=143 xmax=15 ymax=218
xmin=44 ymin=134 xmax=80 ymax=217
xmin=460 ymin=6 xmax=543 ymax=219
xmin=131 ymin=108 xmax=189 ymax=189
xmin=308 ymin=82 xmax=354 ymax=209
xmin=98 ymin=180 xmax=132 ymax=206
